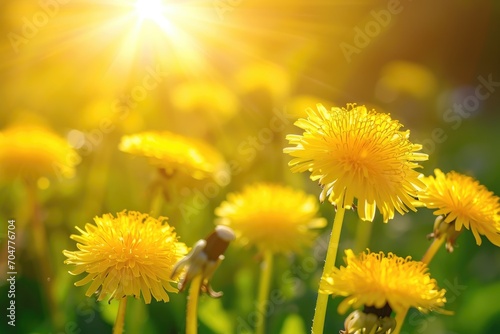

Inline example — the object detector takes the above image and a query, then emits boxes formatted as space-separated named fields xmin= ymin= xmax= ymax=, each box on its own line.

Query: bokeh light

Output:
xmin=1 ymin=0 xmax=499 ymax=333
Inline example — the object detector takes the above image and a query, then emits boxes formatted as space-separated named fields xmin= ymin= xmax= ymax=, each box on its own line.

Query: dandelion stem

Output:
xmin=312 ymin=203 xmax=346 ymax=334
xmin=393 ymin=308 xmax=408 ymax=334
xmin=354 ymin=220 xmax=373 ymax=253
xmin=394 ymin=235 xmax=446 ymax=334
xmin=150 ymin=180 xmax=164 ymax=217
xmin=26 ymin=180 xmax=60 ymax=330
xmin=186 ymin=275 xmax=203 ymax=334
xmin=421 ymin=236 xmax=445 ymax=265
xmin=113 ymin=297 xmax=128 ymax=334
xmin=256 ymin=250 xmax=274 ymax=334
xmin=81 ymin=141 xmax=112 ymax=216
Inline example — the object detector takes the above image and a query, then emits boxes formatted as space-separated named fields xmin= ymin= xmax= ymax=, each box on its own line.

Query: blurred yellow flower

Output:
xmin=284 ymin=104 xmax=428 ymax=222
xmin=287 ymin=94 xmax=334 ymax=119
xmin=170 ymin=81 xmax=238 ymax=119
xmin=320 ymin=249 xmax=448 ymax=316
xmin=376 ymin=60 xmax=438 ymax=101
xmin=63 ymin=211 xmax=188 ymax=304
xmin=418 ymin=169 xmax=500 ymax=247
xmin=80 ymin=99 xmax=144 ymax=133
xmin=0 ymin=124 xmax=80 ymax=181
xmin=119 ymin=131 xmax=227 ymax=181
xmin=235 ymin=62 xmax=291 ymax=102
xmin=215 ymin=183 xmax=326 ymax=254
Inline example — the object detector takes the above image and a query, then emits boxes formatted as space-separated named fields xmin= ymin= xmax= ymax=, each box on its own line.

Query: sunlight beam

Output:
xmin=134 ymin=0 xmax=165 ymax=23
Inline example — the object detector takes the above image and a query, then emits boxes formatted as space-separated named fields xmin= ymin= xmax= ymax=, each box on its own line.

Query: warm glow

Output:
xmin=135 ymin=0 xmax=165 ymax=23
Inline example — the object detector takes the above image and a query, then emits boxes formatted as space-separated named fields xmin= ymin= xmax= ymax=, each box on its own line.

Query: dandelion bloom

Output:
xmin=119 ymin=131 xmax=227 ymax=181
xmin=170 ymin=81 xmax=238 ymax=119
xmin=320 ymin=249 xmax=447 ymax=316
xmin=418 ymin=169 xmax=500 ymax=247
xmin=63 ymin=211 xmax=188 ymax=304
xmin=215 ymin=183 xmax=326 ymax=254
xmin=235 ymin=62 xmax=290 ymax=101
xmin=284 ymin=104 xmax=428 ymax=222
xmin=0 ymin=124 xmax=80 ymax=180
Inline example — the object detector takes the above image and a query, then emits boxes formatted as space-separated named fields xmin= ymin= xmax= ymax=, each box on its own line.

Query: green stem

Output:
xmin=393 ymin=235 xmax=446 ymax=334
xmin=149 ymin=179 xmax=164 ymax=217
xmin=256 ymin=250 xmax=274 ymax=334
xmin=26 ymin=180 xmax=60 ymax=330
xmin=80 ymin=140 xmax=112 ymax=216
xmin=393 ymin=308 xmax=408 ymax=334
xmin=354 ymin=220 xmax=373 ymax=253
xmin=421 ymin=236 xmax=445 ymax=265
xmin=312 ymin=204 xmax=346 ymax=334
xmin=186 ymin=275 xmax=202 ymax=334
xmin=113 ymin=297 xmax=128 ymax=334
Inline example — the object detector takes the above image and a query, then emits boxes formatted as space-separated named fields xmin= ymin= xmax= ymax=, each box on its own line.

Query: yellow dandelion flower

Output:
xmin=215 ymin=183 xmax=326 ymax=254
xmin=287 ymin=94 xmax=335 ymax=119
xmin=235 ymin=62 xmax=291 ymax=102
xmin=0 ymin=124 xmax=80 ymax=181
xmin=63 ymin=211 xmax=188 ymax=304
xmin=377 ymin=61 xmax=438 ymax=100
xmin=284 ymin=104 xmax=428 ymax=222
xmin=418 ymin=169 xmax=500 ymax=247
xmin=320 ymin=249 xmax=448 ymax=316
xmin=119 ymin=131 xmax=227 ymax=181
xmin=170 ymin=81 xmax=238 ymax=119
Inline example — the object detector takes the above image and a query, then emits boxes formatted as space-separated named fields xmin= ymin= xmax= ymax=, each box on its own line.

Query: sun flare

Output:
xmin=134 ymin=0 xmax=165 ymax=23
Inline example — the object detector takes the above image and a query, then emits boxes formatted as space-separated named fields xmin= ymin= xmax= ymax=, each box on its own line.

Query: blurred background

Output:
xmin=1 ymin=0 xmax=500 ymax=333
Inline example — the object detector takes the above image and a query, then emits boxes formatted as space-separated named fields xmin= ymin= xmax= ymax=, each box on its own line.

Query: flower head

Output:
xmin=284 ymin=104 xmax=428 ymax=222
xmin=63 ymin=211 xmax=188 ymax=304
xmin=0 ymin=125 xmax=80 ymax=181
xmin=287 ymin=94 xmax=334 ymax=119
xmin=320 ymin=249 xmax=448 ymax=316
xmin=235 ymin=62 xmax=290 ymax=102
xmin=170 ymin=81 xmax=238 ymax=119
xmin=215 ymin=183 xmax=326 ymax=254
xmin=418 ymin=169 xmax=500 ymax=247
xmin=119 ymin=131 xmax=227 ymax=181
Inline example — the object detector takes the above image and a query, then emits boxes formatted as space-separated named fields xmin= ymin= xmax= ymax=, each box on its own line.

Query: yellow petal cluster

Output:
xmin=63 ymin=211 xmax=188 ymax=304
xmin=0 ymin=125 xmax=80 ymax=181
xmin=170 ymin=81 xmax=238 ymax=119
xmin=215 ymin=183 xmax=326 ymax=254
xmin=284 ymin=104 xmax=427 ymax=222
xmin=418 ymin=169 xmax=500 ymax=246
xmin=119 ymin=131 xmax=227 ymax=181
xmin=320 ymin=249 xmax=448 ymax=315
